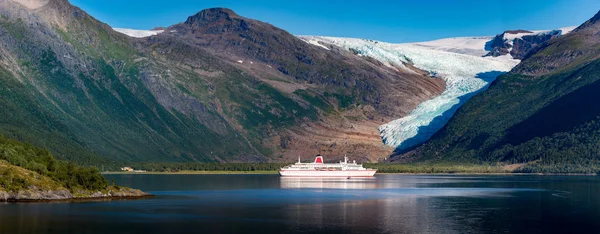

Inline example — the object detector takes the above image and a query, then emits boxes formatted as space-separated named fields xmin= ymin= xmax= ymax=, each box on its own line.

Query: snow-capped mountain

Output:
xmin=300 ymin=27 xmax=573 ymax=152
xmin=114 ymin=23 xmax=575 ymax=153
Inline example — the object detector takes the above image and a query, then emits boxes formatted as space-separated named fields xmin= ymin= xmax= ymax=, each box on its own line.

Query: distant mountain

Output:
xmin=0 ymin=0 xmax=445 ymax=164
xmin=406 ymin=10 xmax=600 ymax=173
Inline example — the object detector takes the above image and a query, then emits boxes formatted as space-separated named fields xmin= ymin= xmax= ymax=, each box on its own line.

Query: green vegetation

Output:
xmin=0 ymin=160 xmax=64 ymax=192
xmin=325 ymin=92 xmax=358 ymax=109
xmin=131 ymin=162 xmax=289 ymax=172
xmin=294 ymin=89 xmax=335 ymax=113
xmin=0 ymin=62 xmax=110 ymax=166
xmin=217 ymin=77 xmax=318 ymax=131
xmin=0 ymin=135 xmax=108 ymax=191
xmin=365 ymin=163 xmax=509 ymax=174
xmin=0 ymin=16 xmax=253 ymax=163
xmin=124 ymin=162 xmax=518 ymax=175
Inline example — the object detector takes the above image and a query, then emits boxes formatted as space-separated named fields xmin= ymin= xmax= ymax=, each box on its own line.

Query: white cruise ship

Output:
xmin=279 ymin=155 xmax=377 ymax=178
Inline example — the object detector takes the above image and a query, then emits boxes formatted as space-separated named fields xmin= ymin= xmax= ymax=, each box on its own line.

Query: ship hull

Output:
xmin=279 ymin=170 xmax=376 ymax=177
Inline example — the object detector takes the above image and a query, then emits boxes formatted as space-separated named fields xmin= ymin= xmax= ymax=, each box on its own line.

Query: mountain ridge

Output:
xmin=0 ymin=2 xmax=445 ymax=164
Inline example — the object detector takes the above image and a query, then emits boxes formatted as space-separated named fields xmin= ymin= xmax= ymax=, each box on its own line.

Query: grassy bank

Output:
xmin=106 ymin=162 xmax=600 ymax=175
xmin=103 ymin=170 xmax=279 ymax=175
xmin=128 ymin=162 xmax=288 ymax=173
xmin=107 ymin=163 xmax=512 ymax=175
xmin=364 ymin=163 xmax=510 ymax=174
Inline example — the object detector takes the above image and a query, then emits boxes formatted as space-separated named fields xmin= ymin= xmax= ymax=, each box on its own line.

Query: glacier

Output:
xmin=113 ymin=28 xmax=164 ymax=38
xmin=301 ymin=36 xmax=520 ymax=151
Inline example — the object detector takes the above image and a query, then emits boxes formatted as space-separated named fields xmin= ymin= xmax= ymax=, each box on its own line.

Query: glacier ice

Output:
xmin=113 ymin=28 xmax=164 ymax=38
xmin=300 ymin=36 xmax=520 ymax=151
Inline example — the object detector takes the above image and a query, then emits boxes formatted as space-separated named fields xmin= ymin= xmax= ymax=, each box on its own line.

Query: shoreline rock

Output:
xmin=0 ymin=187 xmax=152 ymax=203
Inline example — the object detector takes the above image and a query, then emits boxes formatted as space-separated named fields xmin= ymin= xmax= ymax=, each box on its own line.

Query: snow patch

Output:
xmin=237 ymin=60 xmax=244 ymax=64
xmin=503 ymin=27 xmax=575 ymax=41
xmin=558 ymin=26 xmax=577 ymax=35
xmin=299 ymin=37 xmax=331 ymax=50
xmin=304 ymin=36 xmax=520 ymax=151
xmin=113 ymin=28 xmax=164 ymax=38
xmin=503 ymin=31 xmax=536 ymax=41
xmin=412 ymin=37 xmax=494 ymax=56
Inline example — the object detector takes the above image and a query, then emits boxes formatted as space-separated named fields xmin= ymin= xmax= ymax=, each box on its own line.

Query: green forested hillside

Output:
xmin=0 ymin=134 xmax=107 ymax=191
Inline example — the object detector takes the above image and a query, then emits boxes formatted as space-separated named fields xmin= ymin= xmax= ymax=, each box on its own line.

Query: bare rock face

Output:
xmin=513 ymin=10 xmax=600 ymax=76
xmin=485 ymin=30 xmax=562 ymax=60
xmin=109 ymin=187 xmax=148 ymax=197
xmin=0 ymin=188 xmax=73 ymax=201
xmin=0 ymin=187 xmax=149 ymax=202
xmin=8 ymin=0 xmax=49 ymax=9
xmin=14 ymin=188 xmax=73 ymax=200
xmin=0 ymin=191 xmax=9 ymax=201
xmin=511 ymin=30 xmax=561 ymax=59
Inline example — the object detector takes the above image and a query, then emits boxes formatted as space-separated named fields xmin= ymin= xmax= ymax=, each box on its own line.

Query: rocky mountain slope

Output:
xmin=406 ymin=10 xmax=600 ymax=173
xmin=0 ymin=0 xmax=445 ymax=163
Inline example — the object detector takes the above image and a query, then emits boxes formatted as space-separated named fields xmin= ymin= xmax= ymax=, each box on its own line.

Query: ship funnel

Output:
xmin=314 ymin=156 xmax=324 ymax=164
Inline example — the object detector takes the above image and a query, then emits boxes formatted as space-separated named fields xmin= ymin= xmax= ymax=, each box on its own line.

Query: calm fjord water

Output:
xmin=1 ymin=174 xmax=600 ymax=234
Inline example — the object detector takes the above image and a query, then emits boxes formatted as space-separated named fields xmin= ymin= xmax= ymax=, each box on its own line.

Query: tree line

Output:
xmin=0 ymin=134 xmax=108 ymax=191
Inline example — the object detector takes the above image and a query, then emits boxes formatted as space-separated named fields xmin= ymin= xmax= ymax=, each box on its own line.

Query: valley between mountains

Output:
xmin=2 ymin=0 xmax=600 ymax=173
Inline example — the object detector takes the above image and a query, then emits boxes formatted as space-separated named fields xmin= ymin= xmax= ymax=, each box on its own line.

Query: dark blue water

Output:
xmin=1 ymin=174 xmax=600 ymax=234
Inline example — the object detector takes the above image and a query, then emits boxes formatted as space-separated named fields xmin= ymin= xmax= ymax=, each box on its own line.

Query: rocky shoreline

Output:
xmin=0 ymin=186 xmax=152 ymax=203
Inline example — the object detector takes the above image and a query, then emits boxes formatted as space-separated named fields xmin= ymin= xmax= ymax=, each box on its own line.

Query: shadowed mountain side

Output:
xmin=505 ymin=60 xmax=600 ymax=145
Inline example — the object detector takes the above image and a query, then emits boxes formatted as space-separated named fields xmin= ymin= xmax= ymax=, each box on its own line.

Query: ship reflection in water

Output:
xmin=280 ymin=177 xmax=378 ymax=189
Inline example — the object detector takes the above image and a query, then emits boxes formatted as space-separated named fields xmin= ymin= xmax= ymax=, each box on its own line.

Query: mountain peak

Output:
xmin=573 ymin=10 xmax=600 ymax=32
xmin=184 ymin=8 xmax=241 ymax=25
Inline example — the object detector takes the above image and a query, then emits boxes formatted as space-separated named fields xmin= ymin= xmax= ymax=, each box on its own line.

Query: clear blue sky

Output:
xmin=70 ymin=0 xmax=600 ymax=43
